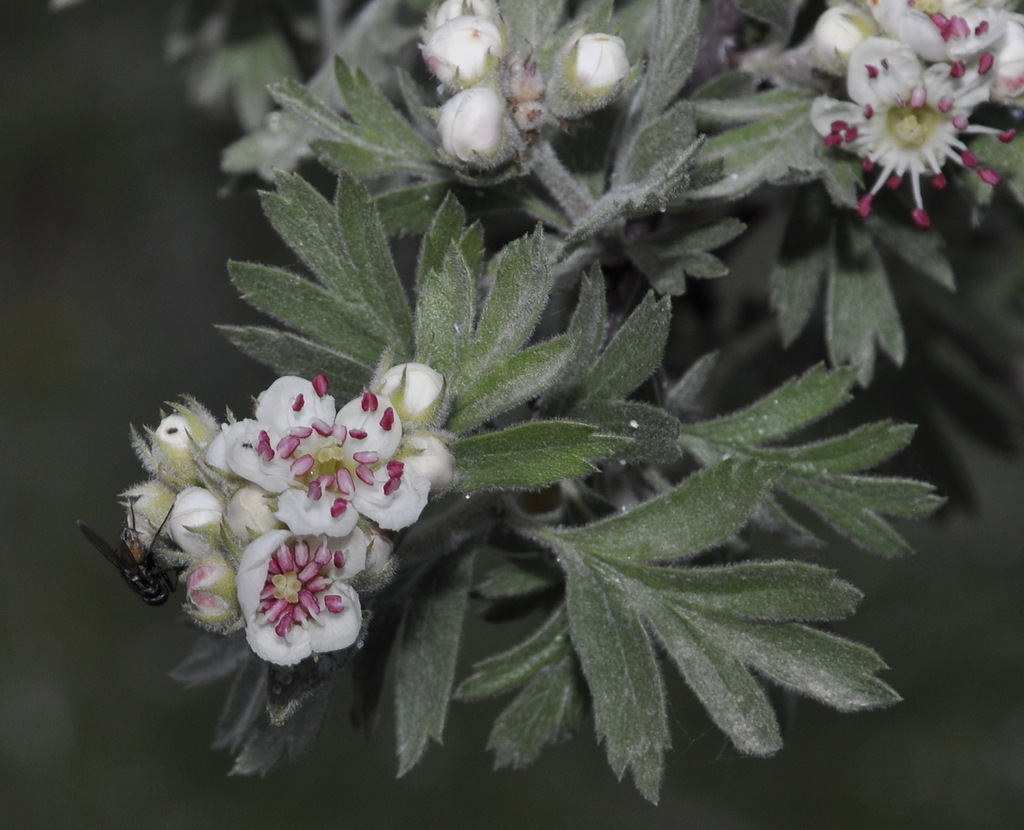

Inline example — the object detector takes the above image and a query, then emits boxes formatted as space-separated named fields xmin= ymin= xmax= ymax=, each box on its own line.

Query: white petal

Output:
xmin=275 ymin=488 xmax=360 ymax=537
xmin=217 ymin=420 xmax=294 ymax=492
xmin=254 ymin=376 xmax=336 ymax=434
xmin=353 ymin=468 xmax=431 ymax=531
xmin=306 ymin=584 xmax=362 ymax=655
xmin=335 ymin=393 xmax=403 ymax=459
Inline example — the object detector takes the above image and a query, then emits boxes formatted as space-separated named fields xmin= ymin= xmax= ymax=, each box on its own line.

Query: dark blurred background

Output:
xmin=3 ymin=2 xmax=1024 ymax=828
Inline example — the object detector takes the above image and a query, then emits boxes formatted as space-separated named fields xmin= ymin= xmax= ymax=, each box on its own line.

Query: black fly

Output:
xmin=76 ymin=500 xmax=181 ymax=606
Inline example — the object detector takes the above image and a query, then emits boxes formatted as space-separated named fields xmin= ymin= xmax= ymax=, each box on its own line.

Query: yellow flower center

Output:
xmin=887 ymin=105 xmax=940 ymax=148
xmin=272 ymin=572 xmax=302 ymax=603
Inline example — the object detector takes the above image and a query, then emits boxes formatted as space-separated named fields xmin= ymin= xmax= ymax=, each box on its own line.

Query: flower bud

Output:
xmin=993 ymin=14 xmax=1024 ymax=102
xmin=168 ymin=486 xmax=223 ymax=556
xmin=549 ymin=33 xmax=632 ymax=117
xmin=123 ymin=480 xmax=176 ymax=535
xmin=404 ymin=433 xmax=455 ymax=492
xmin=141 ymin=401 xmax=220 ymax=486
xmin=437 ymin=86 xmax=508 ymax=164
xmin=429 ymin=0 xmax=499 ymax=30
xmin=375 ymin=362 xmax=446 ymax=425
xmin=422 ymin=15 xmax=504 ymax=89
xmin=364 ymin=525 xmax=395 ymax=579
xmin=185 ymin=556 xmax=240 ymax=630
xmin=811 ymin=5 xmax=877 ymax=73
xmin=226 ymin=485 xmax=280 ymax=538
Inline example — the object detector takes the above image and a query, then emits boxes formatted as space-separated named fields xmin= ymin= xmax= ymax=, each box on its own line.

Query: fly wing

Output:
xmin=76 ymin=520 xmax=144 ymax=577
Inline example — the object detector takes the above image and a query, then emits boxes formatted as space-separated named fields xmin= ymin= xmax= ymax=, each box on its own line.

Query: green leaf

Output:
xmin=827 ymin=218 xmax=905 ymax=385
xmin=474 ymin=556 xmax=562 ymax=600
xmin=218 ymin=325 xmax=369 ymax=400
xmin=486 ymin=653 xmax=587 ymax=769
xmin=867 ymin=215 xmax=956 ymax=290
xmin=640 ymin=0 xmax=701 ymax=120
xmin=457 ymin=608 xmax=571 ymax=701
xmin=395 ymin=551 xmax=476 ymax=776
xmin=449 ymin=335 xmax=580 ymax=434
xmin=560 ymin=547 xmax=668 ymax=802
xmin=460 ymin=229 xmax=552 ymax=389
xmin=770 ymin=189 xmax=830 ymax=346
xmin=681 ymin=364 xmax=857 ymax=446
xmin=553 ymin=459 xmax=781 ymax=563
xmin=454 ymin=421 xmax=627 ymax=490
xmin=629 ymin=217 xmax=746 ymax=294
xmin=733 ymin=0 xmax=796 ymax=33
xmin=579 ymin=292 xmax=671 ymax=402
xmin=415 ymin=244 xmax=476 ymax=378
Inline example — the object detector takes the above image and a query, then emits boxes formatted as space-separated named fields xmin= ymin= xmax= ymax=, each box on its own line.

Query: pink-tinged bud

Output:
xmin=421 ymin=15 xmax=503 ymax=89
xmin=437 ymin=86 xmax=508 ymax=164
xmin=375 ymin=362 xmax=446 ymax=426
xmin=993 ymin=15 xmax=1024 ymax=103
xmin=168 ymin=487 xmax=224 ymax=556
xmin=185 ymin=557 xmax=241 ymax=630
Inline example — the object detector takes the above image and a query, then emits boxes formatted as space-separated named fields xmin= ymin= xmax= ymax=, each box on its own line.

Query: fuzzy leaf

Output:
xmin=640 ymin=0 xmax=701 ymax=119
xmin=395 ymin=551 xmax=476 ymax=776
xmin=415 ymin=244 xmax=476 ymax=378
xmin=554 ymin=459 xmax=781 ymax=563
xmin=454 ymin=421 xmax=627 ymax=490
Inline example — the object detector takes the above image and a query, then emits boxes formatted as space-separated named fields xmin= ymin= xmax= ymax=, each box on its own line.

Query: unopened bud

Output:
xmin=405 ymin=433 xmax=456 ymax=493
xmin=994 ymin=14 xmax=1024 ymax=102
xmin=168 ymin=486 xmax=223 ymax=556
xmin=376 ymin=362 xmax=446 ymax=426
xmin=811 ymin=5 xmax=877 ymax=73
xmin=550 ymin=32 xmax=632 ymax=117
xmin=422 ymin=15 xmax=503 ymax=89
xmin=226 ymin=485 xmax=280 ymax=538
xmin=429 ymin=0 xmax=500 ymax=29
xmin=185 ymin=556 xmax=240 ymax=630
xmin=437 ymin=86 xmax=508 ymax=164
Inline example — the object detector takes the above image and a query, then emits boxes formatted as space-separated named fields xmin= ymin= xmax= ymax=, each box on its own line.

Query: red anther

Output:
xmin=950 ymin=61 xmax=966 ymax=78
xmin=276 ymin=543 xmax=295 ymax=573
xmin=332 ymin=424 xmax=348 ymax=443
xmin=931 ymin=13 xmax=949 ymax=29
xmin=979 ymin=52 xmax=994 ymax=75
xmin=911 ymin=208 xmax=931 ymax=229
xmin=325 ymin=595 xmax=346 ymax=613
xmin=291 ymin=394 xmax=305 ymax=412
xmin=863 ymin=104 xmax=874 ymax=119
xmin=290 ymin=454 xmax=315 ymax=476
xmin=976 ymin=21 xmax=990 ymax=36
xmin=312 ymin=374 xmax=329 ymax=396
xmin=333 ymin=551 xmax=346 ymax=569
xmin=932 ymin=174 xmax=948 ymax=190
xmin=978 ymin=168 xmax=1001 ymax=185
xmin=356 ymin=464 xmax=375 ymax=486
xmin=276 ymin=434 xmax=301 ymax=459
xmin=307 ymin=479 xmax=323 ymax=500
xmin=910 ymin=86 xmax=927 ymax=108
xmin=336 ymin=468 xmax=354 ymax=495
xmin=999 ymin=130 xmax=1017 ymax=143
xmin=352 ymin=451 xmax=380 ymax=464
xmin=330 ymin=498 xmax=348 ymax=518
xmin=858 ymin=194 xmax=874 ymax=218
xmin=824 ymin=133 xmax=843 ymax=147
xmin=862 ymin=157 xmax=875 ymax=171
xmin=938 ymin=96 xmax=954 ymax=113
xmin=379 ymin=407 xmax=395 ymax=431
xmin=866 ymin=64 xmax=879 ymax=79
xmin=953 ymin=115 xmax=969 ymax=130
xmin=314 ymin=544 xmax=332 ymax=566
xmin=383 ymin=477 xmax=401 ymax=496
xmin=387 ymin=460 xmax=405 ymax=476
xmin=349 ymin=428 xmax=368 ymax=440
xmin=311 ymin=419 xmax=333 ymax=436
xmin=844 ymin=127 xmax=859 ymax=142
xmin=887 ymin=174 xmax=903 ymax=190
xmin=274 ymin=617 xmax=293 ymax=638
xmin=961 ymin=150 xmax=978 ymax=168
xmin=361 ymin=391 xmax=379 ymax=412
xmin=831 ymin=120 xmax=849 ymax=132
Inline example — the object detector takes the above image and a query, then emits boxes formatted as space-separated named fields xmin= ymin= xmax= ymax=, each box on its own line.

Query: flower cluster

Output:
xmin=809 ymin=0 xmax=1022 ymax=227
xmin=124 ymin=363 xmax=454 ymax=666
xmin=420 ymin=0 xmax=634 ymax=167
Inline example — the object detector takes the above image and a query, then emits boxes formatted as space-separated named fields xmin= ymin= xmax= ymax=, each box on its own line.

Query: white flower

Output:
xmin=207 ymin=374 xmax=431 ymax=537
xmin=869 ymin=0 xmax=1008 ymax=63
xmin=422 ymin=15 xmax=503 ymax=88
xmin=569 ymin=34 xmax=631 ymax=95
xmin=812 ymin=4 xmax=879 ymax=72
xmin=236 ymin=529 xmax=366 ymax=665
xmin=168 ymin=486 xmax=223 ymax=555
xmin=811 ymin=37 xmax=1013 ymax=227
xmin=375 ymin=362 xmax=446 ymax=425
xmin=437 ymin=86 xmax=507 ymax=162
xmin=993 ymin=13 xmax=1024 ymax=101
xmin=226 ymin=486 xmax=280 ymax=537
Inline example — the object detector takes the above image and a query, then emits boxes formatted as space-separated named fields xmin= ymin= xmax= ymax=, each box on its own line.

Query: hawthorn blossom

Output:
xmin=207 ymin=374 xmax=430 ymax=537
xmin=437 ymin=86 xmax=508 ymax=162
xmin=868 ymin=0 xmax=1008 ymax=63
xmin=811 ymin=36 xmax=1014 ymax=227
xmin=992 ymin=13 xmax=1024 ymax=101
xmin=236 ymin=529 xmax=366 ymax=665
xmin=421 ymin=15 xmax=504 ymax=89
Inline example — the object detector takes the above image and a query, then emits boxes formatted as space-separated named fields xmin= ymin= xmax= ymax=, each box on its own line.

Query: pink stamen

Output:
xmin=325 ymin=595 xmax=345 ymax=613
xmin=932 ymin=174 xmax=948 ymax=190
xmin=333 ymin=551 xmax=346 ymax=569
xmin=858 ymin=194 xmax=874 ymax=218
xmin=276 ymin=434 xmax=301 ymax=459
xmin=961 ymin=150 xmax=978 ymax=168
xmin=383 ymin=477 xmax=401 ymax=496
xmin=291 ymin=426 xmax=313 ymax=439
xmin=332 ymin=424 xmax=348 ymax=443
xmin=349 ymin=428 xmax=368 ymax=440
xmin=887 ymin=175 xmax=903 ymax=190
xmin=866 ymin=64 xmax=879 ymax=79
xmin=314 ymin=544 xmax=332 ymax=566
xmin=910 ymin=86 xmax=927 ymax=108
xmin=999 ymin=130 xmax=1017 ymax=143
xmin=831 ymin=120 xmax=849 ymax=132
xmin=862 ymin=157 xmax=875 ymax=172
xmin=330 ymin=498 xmax=348 ymax=518
xmin=256 ymin=430 xmax=275 ymax=462
xmin=379 ymin=407 xmax=395 ymax=431
xmin=356 ymin=464 xmax=375 ymax=486
xmin=938 ymin=96 xmax=954 ymax=113
xmin=312 ymin=374 xmax=329 ymax=396
xmin=307 ymin=479 xmax=323 ymax=500
xmin=978 ymin=168 xmax=1001 ymax=185
xmin=336 ymin=468 xmax=354 ymax=495
xmin=976 ymin=21 xmax=990 ymax=36
xmin=305 ymin=575 xmax=329 ymax=593
xmin=950 ymin=61 xmax=966 ymax=78
xmin=267 ymin=600 xmax=291 ymax=624
xmin=824 ymin=133 xmax=843 ymax=147
xmin=361 ymin=392 xmax=379 ymax=412
xmin=276 ymin=543 xmax=295 ymax=572
xmin=292 ymin=393 xmax=305 ymax=412
xmin=911 ymin=208 xmax=931 ymax=229
xmin=953 ymin=115 xmax=969 ymax=131
xmin=844 ymin=127 xmax=859 ymax=143
xmin=293 ymin=539 xmax=310 ymax=568
xmin=275 ymin=617 xmax=293 ymax=637
xmin=311 ymin=419 xmax=333 ymax=436
xmin=387 ymin=460 xmax=405 ymax=476
xmin=863 ymin=104 xmax=874 ymax=119
xmin=352 ymin=451 xmax=380 ymax=464
xmin=290 ymin=454 xmax=315 ymax=476
xmin=298 ymin=589 xmax=320 ymax=616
